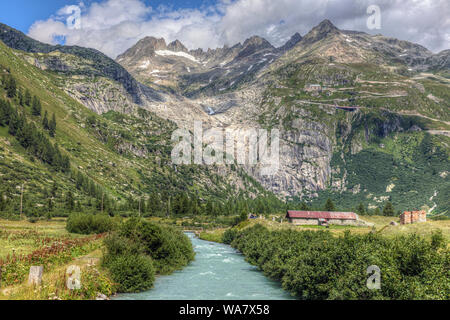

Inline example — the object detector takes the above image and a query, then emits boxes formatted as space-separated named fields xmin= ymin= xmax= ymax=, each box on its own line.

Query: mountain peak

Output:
xmin=137 ymin=36 xmax=167 ymax=51
xmin=301 ymin=19 xmax=340 ymax=45
xmin=316 ymin=19 xmax=338 ymax=31
xmin=168 ymin=40 xmax=188 ymax=52
xmin=237 ymin=36 xmax=274 ymax=59
xmin=242 ymin=35 xmax=273 ymax=48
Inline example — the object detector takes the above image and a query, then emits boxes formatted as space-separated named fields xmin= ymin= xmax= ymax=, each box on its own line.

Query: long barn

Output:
xmin=286 ymin=210 xmax=361 ymax=226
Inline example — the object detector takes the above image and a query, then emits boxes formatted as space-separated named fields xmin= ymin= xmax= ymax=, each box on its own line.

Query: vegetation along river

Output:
xmin=115 ymin=233 xmax=295 ymax=300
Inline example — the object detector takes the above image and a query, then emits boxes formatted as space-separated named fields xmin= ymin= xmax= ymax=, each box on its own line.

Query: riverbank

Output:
xmin=114 ymin=233 xmax=295 ymax=300
xmin=226 ymin=223 xmax=449 ymax=300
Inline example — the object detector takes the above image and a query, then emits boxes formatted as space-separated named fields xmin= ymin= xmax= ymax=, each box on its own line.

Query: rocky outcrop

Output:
xmin=0 ymin=23 xmax=162 ymax=106
xmin=301 ymin=19 xmax=340 ymax=45
xmin=279 ymin=33 xmax=302 ymax=52
xmin=251 ymin=125 xmax=333 ymax=198
xmin=236 ymin=36 xmax=274 ymax=59
xmin=168 ymin=40 xmax=189 ymax=52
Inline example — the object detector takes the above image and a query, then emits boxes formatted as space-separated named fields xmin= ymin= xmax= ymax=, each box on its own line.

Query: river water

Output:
xmin=115 ymin=233 xmax=295 ymax=300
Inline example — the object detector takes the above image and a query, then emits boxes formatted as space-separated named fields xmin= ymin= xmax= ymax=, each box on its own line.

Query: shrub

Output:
xmin=66 ymin=213 xmax=117 ymax=234
xmin=27 ymin=217 xmax=38 ymax=223
xmin=222 ymin=228 xmax=238 ymax=244
xmin=102 ymin=232 xmax=143 ymax=264
xmin=119 ymin=218 xmax=195 ymax=274
xmin=105 ymin=254 xmax=155 ymax=293
xmin=102 ymin=218 xmax=195 ymax=293
xmin=231 ymin=224 xmax=450 ymax=300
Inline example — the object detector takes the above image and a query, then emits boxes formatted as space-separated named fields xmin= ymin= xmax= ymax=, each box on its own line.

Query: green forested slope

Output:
xmin=0 ymin=40 xmax=280 ymax=218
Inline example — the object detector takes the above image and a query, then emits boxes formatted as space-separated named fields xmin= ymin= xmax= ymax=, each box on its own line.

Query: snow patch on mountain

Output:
xmin=139 ymin=60 xmax=151 ymax=69
xmin=155 ymin=50 xmax=199 ymax=63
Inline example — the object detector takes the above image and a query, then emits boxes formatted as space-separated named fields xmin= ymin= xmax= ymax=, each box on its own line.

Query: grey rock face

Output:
xmin=301 ymin=19 xmax=340 ymax=45
xmin=279 ymin=33 xmax=302 ymax=52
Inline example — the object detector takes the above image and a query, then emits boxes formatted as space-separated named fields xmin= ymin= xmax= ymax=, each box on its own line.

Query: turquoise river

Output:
xmin=115 ymin=233 xmax=295 ymax=300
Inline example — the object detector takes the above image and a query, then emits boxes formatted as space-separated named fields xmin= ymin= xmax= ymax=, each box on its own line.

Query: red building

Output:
xmin=286 ymin=210 xmax=359 ymax=226
xmin=400 ymin=210 xmax=426 ymax=225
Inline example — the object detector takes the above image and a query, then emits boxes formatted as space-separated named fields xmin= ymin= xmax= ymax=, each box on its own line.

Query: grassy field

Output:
xmin=0 ymin=218 xmax=114 ymax=300
xmin=0 ymin=248 xmax=114 ymax=300
xmin=199 ymin=215 xmax=450 ymax=243
xmin=199 ymin=229 xmax=226 ymax=243
xmin=0 ymin=218 xmax=80 ymax=259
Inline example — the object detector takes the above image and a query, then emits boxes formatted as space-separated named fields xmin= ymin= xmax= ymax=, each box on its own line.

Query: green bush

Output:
xmin=102 ymin=218 xmax=195 ymax=293
xmin=118 ymin=218 xmax=195 ymax=274
xmin=222 ymin=228 xmax=238 ymax=245
xmin=105 ymin=254 xmax=155 ymax=293
xmin=231 ymin=224 xmax=450 ymax=300
xmin=66 ymin=213 xmax=117 ymax=234
xmin=102 ymin=232 xmax=143 ymax=263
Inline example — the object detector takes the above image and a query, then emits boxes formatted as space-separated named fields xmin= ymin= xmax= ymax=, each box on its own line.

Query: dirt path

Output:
xmin=412 ymin=73 xmax=450 ymax=85
xmin=427 ymin=130 xmax=450 ymax=137
xmin=396 ymin=111 xmax=450 ymax=126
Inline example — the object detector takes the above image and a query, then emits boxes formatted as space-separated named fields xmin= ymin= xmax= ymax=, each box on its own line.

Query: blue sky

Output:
xmin=0 ymin=0 xmax=218 ymax=34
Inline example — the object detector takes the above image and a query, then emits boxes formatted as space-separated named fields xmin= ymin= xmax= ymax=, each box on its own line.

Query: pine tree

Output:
xmin=324 ymin=198 xmax=336 ymax=212
xmin=7 ymin=108 xmax=21 ymax=136
xmin=0 ymin=99 xmax=8 ymax=126
xmin=42 ymin=111 xmax=49 ymax=130
xmin=76 ymin=201 xmax=82 ymax=212
xmin=0 ymin=192 xmax=5 ymax=211
xmin=356 ymin=202 xmax=366 ymax=215
xmin=48 ymin=198 xmax=54 ymax=211
xmin=66 ymin=190 xmax=75 ymax=211
xmin=24 ymin=89 xmax=31 ymax=106
xmin=383 ymin=201 xmax=395 ymax=216
xmin=205 ymin=200 xmax=213 ymax=216
xmin=300 ymin=202 xmax=310 ymax=210
xmin=6 ymin=76 xmax=16 ymax=98
xmin=48 ymin=113 xmax=56 ymax=137
xmin=147 ymin=193 xmax=161 ymax=215
xmin=374 ymin=207 xmax=381 ymax=216
xmin=51 ymin=181 xmax=58 ymax=197
xmin=18 ymin=89 xmax=24 ymax=106
xmin=31 ymin=96 xmax=41 ymax=116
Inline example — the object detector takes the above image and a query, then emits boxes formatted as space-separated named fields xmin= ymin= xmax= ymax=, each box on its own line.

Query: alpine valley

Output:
xmin=0 ymin=19 xmax=449 ymax=217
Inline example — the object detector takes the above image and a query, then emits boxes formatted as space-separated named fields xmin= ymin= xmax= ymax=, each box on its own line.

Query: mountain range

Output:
xmin=0 ymin=19 xmax=448 ymax=215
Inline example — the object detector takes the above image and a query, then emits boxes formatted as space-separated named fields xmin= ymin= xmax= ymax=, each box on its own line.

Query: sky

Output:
xmin=0 ymin=0 xmax=449 ymax=58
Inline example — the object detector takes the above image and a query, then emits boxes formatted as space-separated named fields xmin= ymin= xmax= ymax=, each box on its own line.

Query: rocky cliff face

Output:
xmin=278 ymin=33 xmax=302 ymax=52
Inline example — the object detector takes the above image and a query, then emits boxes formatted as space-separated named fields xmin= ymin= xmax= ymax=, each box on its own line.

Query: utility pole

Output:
xmin=138 ymin=197 xmax=141 ymax=217
xmin=167 ymin=196 xmax=171 ymax=218
xmin=20 ymin=183 xmax=24 ymax=219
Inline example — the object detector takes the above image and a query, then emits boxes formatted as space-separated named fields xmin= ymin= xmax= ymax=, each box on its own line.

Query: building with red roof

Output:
xmin=286 ymin=210 xmax=361 ymax=226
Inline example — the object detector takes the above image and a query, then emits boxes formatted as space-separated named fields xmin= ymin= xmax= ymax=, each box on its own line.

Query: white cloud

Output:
xmin=28 ymin=0 xmax=450 ymax=58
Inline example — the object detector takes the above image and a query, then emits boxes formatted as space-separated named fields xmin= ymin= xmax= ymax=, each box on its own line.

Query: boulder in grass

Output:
xmin=28 ymin=266 xmax=43 ymax=286
xmin=96 ymin=293 xmax=109 ymax=300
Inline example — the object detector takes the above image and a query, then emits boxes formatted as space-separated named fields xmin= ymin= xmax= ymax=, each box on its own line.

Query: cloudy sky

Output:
xmin=3 ymin=0 xmax=448 ymax=58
